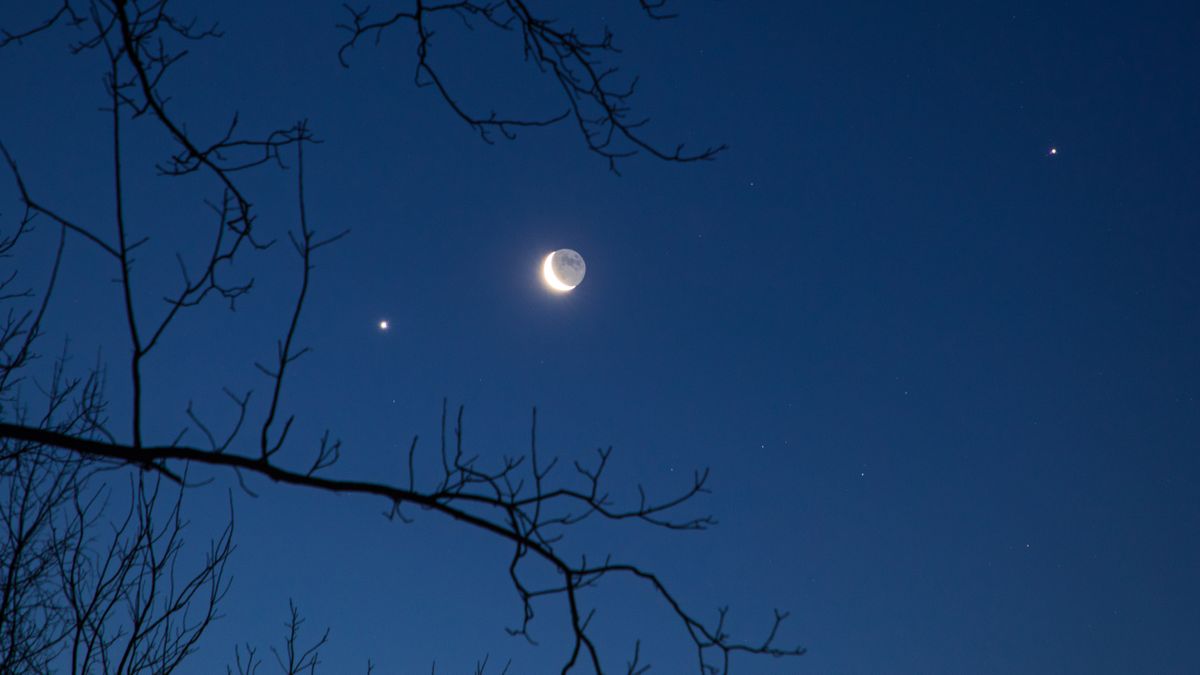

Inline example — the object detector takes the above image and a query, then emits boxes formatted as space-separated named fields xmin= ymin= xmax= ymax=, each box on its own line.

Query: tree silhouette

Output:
xmin=0 ymin=1 xmax=802 ymax=672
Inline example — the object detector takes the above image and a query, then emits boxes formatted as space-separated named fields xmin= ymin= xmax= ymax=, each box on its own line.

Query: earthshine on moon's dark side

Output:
xmin=542 ymin=249 xmax=586 ymax=292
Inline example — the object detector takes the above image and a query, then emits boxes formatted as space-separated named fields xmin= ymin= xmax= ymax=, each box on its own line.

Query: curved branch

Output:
xmin=0 ymin=419 xmax=800 ymax=673
xmin=337 ymin=0 xmax=725 ymax=172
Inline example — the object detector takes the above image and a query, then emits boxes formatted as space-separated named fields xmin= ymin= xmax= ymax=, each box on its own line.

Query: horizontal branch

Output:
xmin=0 ymin=420 xmax=542 ymax=566
xmin=0 ymin=418 xmax=801 ymax=672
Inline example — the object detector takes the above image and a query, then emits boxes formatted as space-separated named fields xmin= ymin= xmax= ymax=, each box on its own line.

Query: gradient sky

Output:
xmin=3 ymin=1 xmax=1199 ymax=673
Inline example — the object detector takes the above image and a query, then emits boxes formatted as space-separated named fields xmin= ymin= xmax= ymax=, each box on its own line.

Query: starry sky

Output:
xmin=2 ymin=1 xmax=1199 ymax=673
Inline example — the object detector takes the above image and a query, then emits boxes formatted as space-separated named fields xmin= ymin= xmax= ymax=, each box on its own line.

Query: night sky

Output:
xmin=3 ymin=1 xmax=1199 ymax=673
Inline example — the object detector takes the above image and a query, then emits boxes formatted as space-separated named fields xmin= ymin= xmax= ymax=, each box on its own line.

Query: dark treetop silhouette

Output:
xmin=1 ymin=1 xmax=799 ymax=673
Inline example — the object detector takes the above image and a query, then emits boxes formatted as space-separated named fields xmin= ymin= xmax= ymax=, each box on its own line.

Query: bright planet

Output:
xmin=543 ymin=249 xmax=586 ymax=292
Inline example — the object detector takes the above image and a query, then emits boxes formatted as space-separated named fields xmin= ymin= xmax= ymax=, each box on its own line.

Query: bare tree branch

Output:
xmin=337 ymin=1 xmax=725 ymax=172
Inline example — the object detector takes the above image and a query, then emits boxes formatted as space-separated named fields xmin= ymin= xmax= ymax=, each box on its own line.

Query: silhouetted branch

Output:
xmin=0 ymin=411 xmax=802 ymax=672
xmin=337 ymin=1 xmax=725 ymax=172
xmin=258 ymin=126 xmax=348 ymax=463
xmin=0 ymin=1 xmax=84 ymax=48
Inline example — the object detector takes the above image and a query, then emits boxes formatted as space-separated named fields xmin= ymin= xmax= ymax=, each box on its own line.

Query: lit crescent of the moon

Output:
xmin=543 ymin=251 xmax=578 ymax=292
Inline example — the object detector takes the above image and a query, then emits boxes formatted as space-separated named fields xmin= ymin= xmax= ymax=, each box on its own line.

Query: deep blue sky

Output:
xmin=3 ymin=1 xmax=1199 ymax=672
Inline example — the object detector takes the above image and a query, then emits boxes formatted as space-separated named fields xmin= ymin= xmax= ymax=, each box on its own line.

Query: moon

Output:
xmin=542 ymin=249 xmax=586 ymax=292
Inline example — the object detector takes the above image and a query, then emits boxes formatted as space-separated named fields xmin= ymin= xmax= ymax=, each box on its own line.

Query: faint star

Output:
xmin=1048 ymin=147 xmax=1058 ymax=156
xmin=378 ymin=320 xmax=389 ymax=330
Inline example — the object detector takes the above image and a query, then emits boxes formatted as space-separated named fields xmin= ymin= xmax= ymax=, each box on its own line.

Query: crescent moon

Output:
xmin=542 ymin=252 xmax=576 ymax=292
